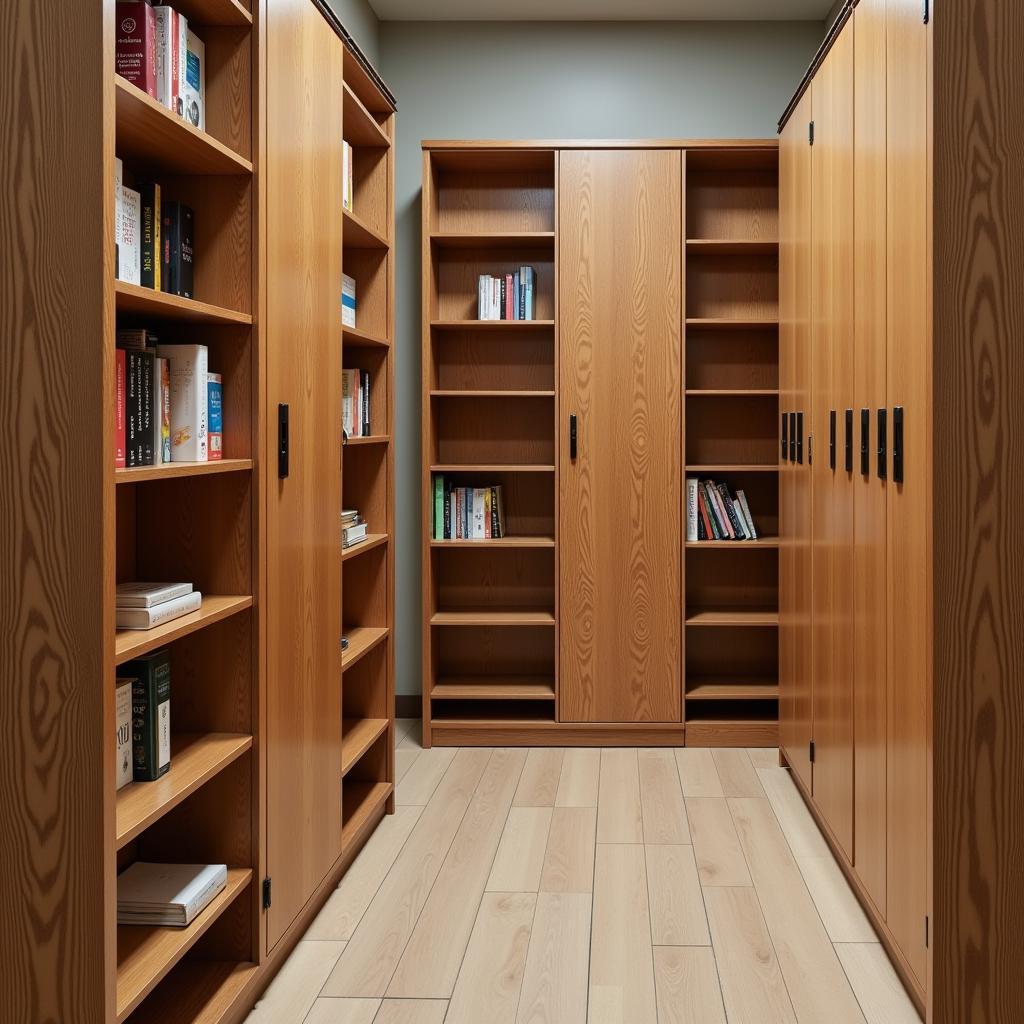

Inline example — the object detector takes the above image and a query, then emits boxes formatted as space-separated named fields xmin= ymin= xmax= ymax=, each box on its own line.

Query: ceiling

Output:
xmin=369 ymin=0 xmax=834 ymax=20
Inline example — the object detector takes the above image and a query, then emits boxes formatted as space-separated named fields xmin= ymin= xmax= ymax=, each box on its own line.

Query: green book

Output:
xmin=124 ymin=648 xmax=171 ymax=782
xmin=434 ymin=475 xmax=444 ymax=541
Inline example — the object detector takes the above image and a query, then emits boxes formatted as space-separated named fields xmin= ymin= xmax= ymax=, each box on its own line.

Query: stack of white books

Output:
xmin=341 ymin=509 xmax=367 ymax=549
xmin=117 ymin=862 xmax=227 ymax=928
xmin=116 ymin=582 xmax=202 ymax=630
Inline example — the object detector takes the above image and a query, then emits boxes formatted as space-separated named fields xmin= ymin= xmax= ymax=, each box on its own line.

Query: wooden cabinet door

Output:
xmin=779 ymin=90 xmax=814 ymax=792
xmin=810 ymin=25 xmax=855 ymax=861
xmin=852 ymin=0 xmax=889 ymax=916
xmin=558 ymin=149 xmax=682 ymax=724
xmin=264 ymin=0 xmax=344 ymax=951
xmin=886 ymin=0 xmax=930 ymax=988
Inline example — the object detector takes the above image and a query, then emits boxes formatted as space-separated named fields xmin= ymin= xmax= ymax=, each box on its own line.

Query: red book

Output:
xmin=505 ymin=274 xmax=514 ymax=320
xmin=697 ymin=488 xmax=714 ymax=539
xmin=115 ymin=2 xmax=157 ymax=97
xmin=115 ymin=349 xmax=127 ymax=469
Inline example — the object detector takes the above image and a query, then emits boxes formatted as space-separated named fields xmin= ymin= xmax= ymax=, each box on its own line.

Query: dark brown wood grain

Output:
xmin=932 ymin=0 xmax=1024 ymax=1019
xmin=0 ymin=1 xmax=113 ymax=1020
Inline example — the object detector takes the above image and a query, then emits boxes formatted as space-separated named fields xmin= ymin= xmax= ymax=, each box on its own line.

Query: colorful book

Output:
xmin=115 ymin=349 xmax=127 ymax=469
xmin=157 ymin=357 xmax=171 ymax=463
xmin=115 ymin=678 xmax=133 ymax=790
xmin=139 ymin=182 xmax=161 ymax=290
xmin=115 ymin=2 xmax=157 ymax=96
xmin=123 ymin=648 xmax=172 ymax=782
xmin=157 ymin=343 xmax=208 ymax=461
xmin=207 ymin=372 xmax=223 ymax=461
xmin=434 ymin=476 xmax=444 ymax=541
xmin=342 ymin=273 xmax=357 ymax=328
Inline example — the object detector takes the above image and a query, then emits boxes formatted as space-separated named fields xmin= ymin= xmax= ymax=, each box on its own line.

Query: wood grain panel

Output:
xmin=435 ymin=168 xmax=555 ymax=234
xmin=852 ymin=0 xmax=889 ymax=918
xmin=558 ymin=148 xmax=682 ymax=723
xmin=264 ymin=0 xmax=344 ymax=950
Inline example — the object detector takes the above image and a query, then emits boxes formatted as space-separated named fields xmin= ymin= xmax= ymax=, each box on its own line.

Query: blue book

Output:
xmin=512 ymin=271 xmax=520 ymax=320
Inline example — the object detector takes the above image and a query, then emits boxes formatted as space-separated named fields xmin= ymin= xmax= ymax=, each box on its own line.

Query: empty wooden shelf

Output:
xmin=432 ymin=678 xmax=555 ymax=700
xmin=114 ymin=282 xmax=253 ymax=326
xmin=344 ymin=207 xmax=390 ymax=249
xmin=342 ymin=625 xmax=390 ymax=671
xmin=342 ymin=718 xmax=390 ymax=776
xmin=342 ymin=533 xmax=389 ymax=561
xmin=685 ymin=607 xmax=779 ymax=627
xmin=115 ymin=459 xmax=254 ymax=485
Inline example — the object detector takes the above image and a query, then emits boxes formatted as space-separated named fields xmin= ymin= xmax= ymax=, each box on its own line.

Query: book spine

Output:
xmin=207 ymin=372 xmax=223 ymax=461
xmin=685 ymin=478 xmax=698 ymax=542
xmin=154 ymin=7 xmax=174 ymax=109
xmin=175 ymin=11 xmax=189 ymax=118
xmin=701 ymin=483 xmax=723 ymax=539
xmin=115 ymin=349 xmax=126 ymax=469
xmin=443 ymin=479 xmax=452 ymax=540
xmin=697 ymin=506 xmax=707 ymax=540
xmin=139 ymin=350 xmax=154 ymax=466
xmin=483 ymin=488 xmax=492 ymax=539
xmin=696 ymin=488 xmax=712 ymax=539
xmin=170 ymin=10 xmax=180 ymax=114
xmin=737 ymin=489 xmax=758 ymax=540
xmin=512 ymin=272 xmax=520 ymax=320
xmin=495 ymin=485 xmax=505 ymax=538
xmin=454 ymin=487 xmax=462 ymax=540
xmin=710 ymin=484 xmax=735 ymax=539
xmin=361 ymin=369 xmax=370 ymax=435
xmin=139 ymin=182 xmax=161 ymax=290
xmin=159 ymin=358 xmax=171 ymax=463
xmin=161 ymin=202 xmax=179 ymax=294
xmin=117 ymin=185 xmax=141 ymax=286
xmin=124 ymin=350 xmax=139 ymax=467
xmin=500 ymin=276 xmax=507 ymax=321
xmin=505 ymin=274 xmax=514 ymax=320
xmin=182 ymin=29 xmax=205 ymax=130
xmin=115 ymin=679 xmax=133 ymax=790
xmin=130 ymin=655 xmax=171 ymax=782
xmin=717 ymin=483 xmax=746 ymax=539
xmin=490 ymin=487 xmax=500 ymax=538
xmin=434 ymin=476 xmax=444 ymax=540
xmin=179 ymin=205 xmax=194 ymax=299
xmin=524 ymin=266 xmax=534 ymax=320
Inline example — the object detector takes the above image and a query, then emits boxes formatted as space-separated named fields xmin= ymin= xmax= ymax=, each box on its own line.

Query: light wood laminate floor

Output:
xmin=245 ymin=722 xmax=921 ymax=1024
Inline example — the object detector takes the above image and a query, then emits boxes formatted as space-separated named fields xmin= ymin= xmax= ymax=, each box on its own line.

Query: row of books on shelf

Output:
xmin=114 ymin=641 xmax=171 ymax=788
xmin=432 ymin=477 xmax=507 ymax=540
xmin=686 ymin=478 xmax=760 ymax=542
xmin=116 ymin=1 xmax=206 ymax=130
xmin=477 ymin=267 xmax=537 ymax=321
xmin=342 ymin=368 xmax=372 ymax=437
xmin=115 ymin=159 xmax=194 ymax=297
xmin=341 ymin=508 xmax=368 ymax=549
xmin=116 ymin=332 xmax=222 ymax=467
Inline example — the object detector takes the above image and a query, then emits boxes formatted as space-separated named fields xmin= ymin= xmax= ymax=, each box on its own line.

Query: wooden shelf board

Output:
xmin=685 ymin=389 xmax=779 ymax=397
xmin=686 ymin=680 xmax=780 ymax=701
xmin=164 ymin=0 xmax=253 ymax=28
xmin=344 ymin=207 xmax=390 ymax=249
xmin=116 ymin=733 xmax=252 ymax=849
xmin=345 ymin=434 xmax=390 ymax=446
xmin=115 ymin=281 xmax=252 ymax=326
xmin=115 ymin=595 xmax=253 ymax=665
xmin=126 ymin=960 xmax=260 ymax=1024
xmin=431 ymin=609 xmax=556 ymax=627
xmin=430 ymin=389 xmax=556 ymax=398
xmin=430 ymin=463 xmax=555 ymax=474
xmin=686 ymin=537 xmax=779 ymax=548
xmin=343 ymin=82 xmax=391 ymax=149
xmin=685 ymin=317 xmax=779 ymax=329
xmin=685 ymin=607 xmax=779 ymax=627
xmin=343 ymin=324 xmax=390 ymax=348
xmin=430 ymin=536 xmax=555 ymax=548
xmin=342 ymin=718 xmax=390 ymax=776
xmin=342 ymin=781 xmax=393 ymax=847
xmin=432 ymin=677 xmax=555 ymax=701
xmin=342 ymin=533 xmax=389 ymax=561
xmin=430 ymin=231 xmax=555 ymax=249
xmin=686 ymin=239 xmax=778 ymax=255
xmin=430 ymin=319 xmax=555 ymax=332
xmin=342 ymin=625 xmax=389 ymax=671
xmin=116 ymin=868 xmax=252 ymax=1022
xmin=115 ymin=77 xmax=253 ymax=176
xmin=430 ymin=713 xmax=558 ymax=728
xmin=685 ymin=463 xmax=779 ymax=474
xmin=116 ymin=459 xmax=253 ymax=485
xmin=684 ymin=719 xmax=778 ymax=748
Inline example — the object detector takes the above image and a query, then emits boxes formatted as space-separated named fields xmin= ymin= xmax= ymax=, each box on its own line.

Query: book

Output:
xmin=173 ymin=8 xmax=189 ymax=119
xmin=472 ymin=487 xmax=486 ymax=539
xmin=123 ymin=648 xmax=171 ymax=781
xmin=343 ymin=522 xmax=368 ymax=548
xmin=342 ymin=141 xmax=353 ymax=211
xmin=116 ymin=582 xmax=194 ymax=608
xmin=121 ymin=349 xmax=155 ymax=467
xmin=716 ymin=482 xmax=747 ymax=539
xmin=434 ymin=476 xmax=444 ymax=541
xmin=181 ymin=29 xmax=206 ymax=130
xmin=342 ymin=273 xmax=357 ymax=328
xmin=697 ymin=487 xmax=713 ymax=539
xmin=342 ymin=368 xmax=361 ymax=437
xmin=157 ymin=343 xmax=208 ymax=461
xmin=117 ymin=862 xmax=227 ymax=928
xmin=115 ymin=349 xmax=127 ymax=469
xmin=115 ymin=2 xmax=157 ymax=97
xmin=207 ymin=372 xmax=223 ymax=461
xmin=139 ymin=182 xmax=161 ymax=290
xmin=444 ymin=479 xmax=453 ymax=539
xmin=737 ymin=489 xmax=758 ymax=540
xmin=153 ymin=6 xmax=175 ymax=111
xmin=709 ymin=483 xmax=735 ymax=539
xmin=161 ymin=201 xmax=194 ymax=298
xmin=360 ymin=369 xmax=370 ymax=435
xmin=157 ymin=357 xmax=171 ymax=463
xmin=115 ymin=678 xmax=133 ymax=790
xmin=117 ymin=590 xmax=202 ymax=630
xmin=701 ymin=482 xmax=724 ymax=539
xmin=685 ymin=478 xmax=699 ymax=542
xmin=116 ymin=185 xmax=141 ymax=286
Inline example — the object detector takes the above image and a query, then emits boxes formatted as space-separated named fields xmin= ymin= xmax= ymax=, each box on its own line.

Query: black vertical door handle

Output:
xmin=829 ymin=410 xmax=837 ymax=470
xmin=278 ymin=403 xmax=289 ymax=479
xmin=789 ymin=411 xmax=797 ymax=462
xmin=877 ymin=408 xmax=887 ymax=479
xmin=781 ymin=413 xmax=788 ymax=461
xmin=569 ymin=414 xmax=577 ymax=460
xmin=845 ymin=409 xmax=854 ymax=473
xmin=893 ymin=406 xmax=904 ymax=483
xmin=796 ymin=411 xmax=804 ymax=465
xmin=860 ymin=408 xmax=870 ymax=476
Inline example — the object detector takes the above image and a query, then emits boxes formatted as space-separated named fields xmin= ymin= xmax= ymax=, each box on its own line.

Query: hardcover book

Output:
xmin=115 ymin=349 xmax=127 ymax=469
xmin=116 ymin=590 xmax=202 ymax=630
xmin=116 ymin=582 xmax=194 ymax=608
xmin=124 ymin=648 xmax=171 ymax=782
xmin=161 ymin=201 xmax=194 ymax=299
xmin=207 ymin=372 xmax=223 ymax=460
xmin=342 ymin=273 xmax=357 ymax=328
xmin=685 ymin=478 xmax=699 ymax=542
xmin=153 ymin=6 xmax=175 ymax=111
xmin=117 ymin=862 xmax=227 ymax=928
xmin=115 ymin=678 xmax=133 ymax=790
xmin=116 ymin=185 xmax=141 ymax=286
xmin=139 ymin=182 xmax=161 ymax=290
xmin=157 ymin=343 xmax=208 ymax=461
xmin=115 ymin=2 xmax=157 ymax=97
xmin=182 ymin=30 xmax=206 ymax=129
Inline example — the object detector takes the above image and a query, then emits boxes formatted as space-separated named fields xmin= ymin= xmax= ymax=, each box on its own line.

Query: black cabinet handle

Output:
xmin=860 ymin=408 xmax=870 ymax=476
xmin=569 ymin=413 xmax=577 ymax=460
xmin=893 ymin=406 xmax=904 ymax=483
xmin=797 ymin=411 xmax=804 ymax=465
xmin=789 ymin=411 xmax=797 ymax=462
xmin=845 ymin=409 xmax=854 ymax=473
xmin=877 ymin=408 xmax=887 ymax=479
xmin=829 ymin=410 xmax=836 ymax=470
xmin=781 ymin=413 xmax=788 ymax=461
xmin=278 ymin=403 xmax=289 ymax=479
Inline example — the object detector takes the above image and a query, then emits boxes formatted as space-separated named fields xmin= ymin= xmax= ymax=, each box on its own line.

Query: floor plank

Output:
xmin=588 ymin=844 xmax=657 ymax=1022
xmin=373 ymin=1000 xmax=448 ymax=1024
xmin=797 ymin=850 xmax=878 ymax=942
xmin=306 ymin=806 xmax=423 ymax=941
xmin=596 ymin=749 xmax=643 ymax=844
xmin=652 ymin=946 xmax=726 ymax=1024
xmin=488 ymin=807 xmax=553 ymax=892
xmin=674 ymin=748 xmax=725 ymax=798
xmin=747 ymin=747 xmax=780 ymax=770
xmin=703 ymin=887 xmax=796 ymax=1024
xmin=515 ymin=892 xmax=591 ymax=1024
xmin=304 ymin=997 xmax=379 ymax=1023
xmin=395 ymin=746 xmax=456 ymax=806
xmin=397 ymin=720 xmax=423 ymax=750
xmin=645 ymin=844 xmax=710 ymax=945
xmin=729 ymin=798 xmax=866 ymax=1023
xmin=834 ymin=944 xmax=922 ymax=1024
xmin=711 ymin=749 xmax=765 ymax=798
xmin=387 ymin=748 xmax=528 ymax=998
xmin=555 ymin=748 xmax=601 ymax=807
xmin=638 ymin=749 xmax=690 ymax=844
xmin=394 ymin=747 xmax=421 ymax=784
xmin=756 ymin=767 xmax=832 ymax=862
xmin=246 ymin=941 xmax=345 ymax=1024
xmin=685 ymin=797 xmax=752 ymax=886
xmin=446 ymin=892 xmax=536 ymax=1024
xmin=539 ymin=807 xmax=597 ymax=894
xmin=513 ymin=748 xmax=565 ymax=807
xmin=321 ymin=748 xmax=491 ymax=997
